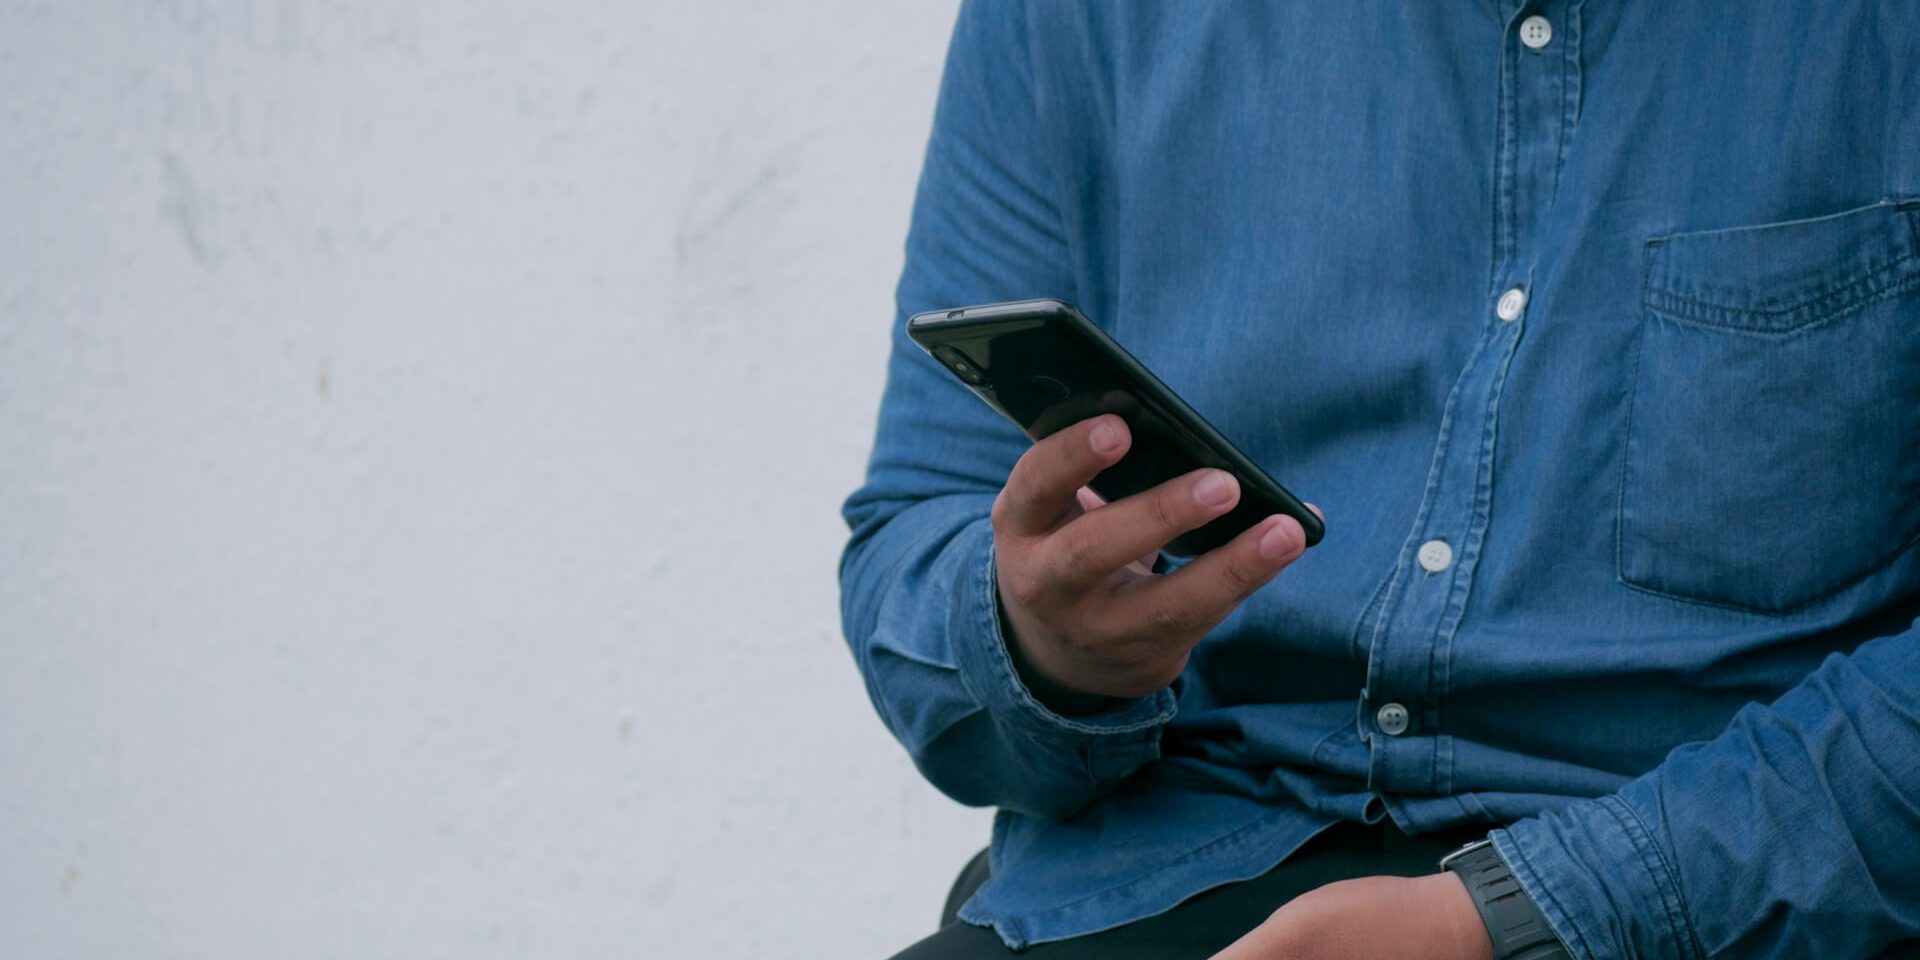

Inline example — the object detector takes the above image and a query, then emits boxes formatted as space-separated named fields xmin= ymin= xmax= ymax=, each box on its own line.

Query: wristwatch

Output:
xmin=1439 ymin=838 xmax=1572 ymax=960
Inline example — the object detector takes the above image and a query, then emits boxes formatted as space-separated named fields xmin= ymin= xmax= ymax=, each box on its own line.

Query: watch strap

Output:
xmin=1440 ymin=839 xmax=1571 ymax=960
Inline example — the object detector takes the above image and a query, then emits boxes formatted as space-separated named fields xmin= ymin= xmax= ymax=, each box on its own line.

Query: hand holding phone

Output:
xmin=989 ymin=414 xmax=1312 ymax=708
xmin=908 ymin=299 xmax=1321 ymax=708
xmin=908 ymin=299 xmax=1322 ymax=554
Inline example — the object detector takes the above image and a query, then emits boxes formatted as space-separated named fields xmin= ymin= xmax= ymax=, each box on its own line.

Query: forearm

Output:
xmin=1492 ymin=625 xmax=1920 ymax=959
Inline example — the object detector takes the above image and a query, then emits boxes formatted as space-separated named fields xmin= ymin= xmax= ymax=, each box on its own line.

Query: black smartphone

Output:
xmin=907 ymin=298 xmax=1323 ymax=557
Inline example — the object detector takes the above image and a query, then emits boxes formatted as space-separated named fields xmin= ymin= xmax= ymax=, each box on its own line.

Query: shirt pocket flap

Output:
xmin=1643 ymin=199 xmax=1920 ymax=335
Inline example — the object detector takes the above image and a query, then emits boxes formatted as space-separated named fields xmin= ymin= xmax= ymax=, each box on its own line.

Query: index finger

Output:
xmin=1113 ymin=514 xmax=1307 ymax=643
xmin=992 ymin=415 xmax=1131 ymax=537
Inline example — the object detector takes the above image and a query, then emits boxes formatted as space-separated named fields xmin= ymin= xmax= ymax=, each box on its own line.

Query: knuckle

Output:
xmin=989 ymin=491 xmax=1014 ymax=529
xmin=1141 ymin=601 xmax=1187 ymax=640
xmin=1221 ymin=551 xmax=1266 ymax=594
xmin=1035 ymin=428 xmax=1081 ymax=466
xmin=1148 ymin=486 xmax=1189 ymax=533
xmin=1050 ymin=531 xmax=1101 ymax=580
xmin=996 ymin=479 xmax=1048 ymax=524
xmin=996 ymin=545 xmax=1043 ymax=608
xmin=1003 ymin=573 xmax=1044 ymax=612
xmin=1016 ymin=478 xmax=1052 ymax=512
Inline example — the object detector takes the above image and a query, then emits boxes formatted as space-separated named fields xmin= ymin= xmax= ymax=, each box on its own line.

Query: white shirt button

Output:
xmin=1376 ymin=702 xmax=1411 ymax=737
xmin=1417 ymin=539 xmax=1454 ymax=573
xmin=1520 ymin=15 xmax=1553 ymax=50
xmin=1496 ymin=287 xmax=1528 ymax=322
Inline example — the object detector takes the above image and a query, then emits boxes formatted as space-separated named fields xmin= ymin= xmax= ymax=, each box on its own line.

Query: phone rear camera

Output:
xmin=932 ymin=345 xmax=991 ymax=386
xmin=952 ymin=361 xmax=989 ymax=386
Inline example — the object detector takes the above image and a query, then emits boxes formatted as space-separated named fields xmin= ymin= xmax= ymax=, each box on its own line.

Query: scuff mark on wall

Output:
xmin=159 ymin=152 xmax=219 ymax=270
xmin=674 ymin=164 xmax=781 ymax=267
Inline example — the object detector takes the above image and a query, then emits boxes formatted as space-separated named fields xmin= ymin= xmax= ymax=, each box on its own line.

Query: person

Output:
xmin=839 ymin=3 xmax=1920 ymax=958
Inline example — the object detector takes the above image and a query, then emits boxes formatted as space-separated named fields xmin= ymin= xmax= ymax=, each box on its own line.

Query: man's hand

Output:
xmin=1209 ymin=873 xmax=1494 ymax=960
xmin=992 ymin=414 xmax=1311 ymax=706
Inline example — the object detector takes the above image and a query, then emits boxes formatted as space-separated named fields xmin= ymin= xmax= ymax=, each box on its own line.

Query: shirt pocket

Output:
xmin=1618 ymin=198 xmax=1920 ymax=614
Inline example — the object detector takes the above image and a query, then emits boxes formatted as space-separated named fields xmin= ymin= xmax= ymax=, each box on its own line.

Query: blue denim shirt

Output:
xmin=839 ymin=3 xmax=1920 ymax=956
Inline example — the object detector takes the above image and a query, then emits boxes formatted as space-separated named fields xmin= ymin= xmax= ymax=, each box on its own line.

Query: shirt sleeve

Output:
xmin=1490 ymin=620 xmax=1920 ymax=959
xmin=837 ymin=0 xmax=1175 ymax=821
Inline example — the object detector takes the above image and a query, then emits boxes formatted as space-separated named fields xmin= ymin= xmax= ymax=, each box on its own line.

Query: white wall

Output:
xmin=0 ymin=2 xmax=988 ymax=957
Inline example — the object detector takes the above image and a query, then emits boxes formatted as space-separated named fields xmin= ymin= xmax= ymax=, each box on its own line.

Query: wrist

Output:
xmin=1441 ymin=839 xmax=1571 ymax=960
xmin=997 ymin=594 xmax=1117 ymax=716
xmin=1426 ymin=872 xmax=1497 ymax=960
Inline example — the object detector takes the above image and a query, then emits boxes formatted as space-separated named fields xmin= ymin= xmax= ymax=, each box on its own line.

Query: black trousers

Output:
xmin=888 ymin=821 xmax=1486 ymax=959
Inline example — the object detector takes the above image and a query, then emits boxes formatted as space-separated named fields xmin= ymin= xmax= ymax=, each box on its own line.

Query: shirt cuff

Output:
xmin=1491 ymin=792 xmax=1704 ymax=960
xmin=948 ymin=523 xmax=1177 ymax=777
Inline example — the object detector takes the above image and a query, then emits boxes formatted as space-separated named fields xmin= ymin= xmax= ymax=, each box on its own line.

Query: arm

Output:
xmin=845 ymin=0 xmax=1310 ymax=823
xmin=1494 ymin=620 xmax=1920 ymax=959
xmin=1211 ymin=618 xmax=1920 ymax=960
xmin=838 ymin=0 xmax=1174 ymax=819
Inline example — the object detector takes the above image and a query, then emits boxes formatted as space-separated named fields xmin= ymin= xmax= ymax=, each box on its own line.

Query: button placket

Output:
xmin=1361 ymin=2 xmax=1577 ymax=801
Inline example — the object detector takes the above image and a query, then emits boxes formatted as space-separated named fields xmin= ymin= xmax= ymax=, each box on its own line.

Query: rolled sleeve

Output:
xmin=849 ymin=506 xmax=1175 ymax=819
xmin=953 ymin=535 xmax=1178 ymax=776
xmin=1489 ymin=626 xmax=1920 ymax=960
xmin=1494 ymin=793 xmax=1702 ymax=960
xmin=839 ymin=0 xmax=1178 ymax=820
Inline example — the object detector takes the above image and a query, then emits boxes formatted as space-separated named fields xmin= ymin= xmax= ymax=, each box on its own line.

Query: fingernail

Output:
xmin=1259 ymin=516 xmax=1305 ymax=560
xmin=1089 ymin=418 xmax=1122 ymax=454
xmin=1193 ymin=471 xmax=1236 ymax=507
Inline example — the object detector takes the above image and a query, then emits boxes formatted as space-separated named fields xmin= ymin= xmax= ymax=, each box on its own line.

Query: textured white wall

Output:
xmin=0 ymin=2 xmax=987 ymax=957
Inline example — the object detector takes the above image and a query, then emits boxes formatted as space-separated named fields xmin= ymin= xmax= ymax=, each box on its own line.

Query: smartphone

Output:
xmin=907 ymin=298 xmax=1323 ymax=557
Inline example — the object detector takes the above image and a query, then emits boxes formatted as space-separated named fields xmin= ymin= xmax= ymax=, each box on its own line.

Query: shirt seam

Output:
xmin=1595 ymin=795 xmax=1705 ymax=959
xmin=1642 ymin=253 xmax=1920 ymax=337
xmin=1493 ymin=830 xmax=1602 ymax=960
xmin=1426 ymin=306 xmax=1528 ymax=789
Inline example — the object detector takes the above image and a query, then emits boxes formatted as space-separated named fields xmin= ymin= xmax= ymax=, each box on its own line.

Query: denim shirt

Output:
xmin=839 ymin=3 xmax=1920 ymax=956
